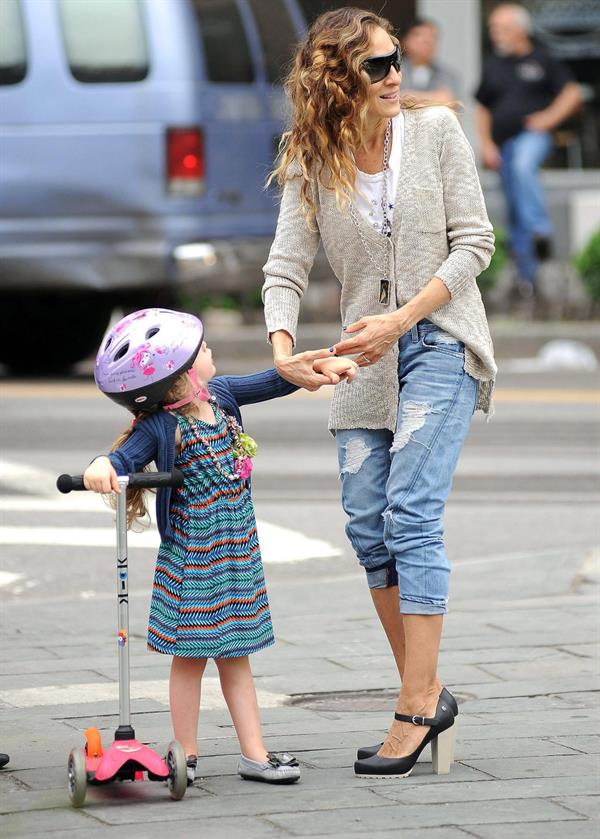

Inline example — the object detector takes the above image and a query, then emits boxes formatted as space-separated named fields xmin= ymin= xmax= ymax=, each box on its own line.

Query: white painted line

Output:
xmin=0 ymin=458 xmax=58 ymax=497
xmin=0 ymin=521 xmax=341 ymax=564
xmin=0 ymin=571 xmax=23 ymax=588
xmin=0 ymin=525 xmax=159 ymax=549
xmin=575 ymin=548 xmax=600 ymax=583
xmin=0 ymin=494 xmax=110 ymax=512
xmin=0 ymin=677 xmax=286 ymax=710
xmin=256 ymin=521 xmax=341 ymax=563
xmin=0 ymin=460 xmax=342 ymax=563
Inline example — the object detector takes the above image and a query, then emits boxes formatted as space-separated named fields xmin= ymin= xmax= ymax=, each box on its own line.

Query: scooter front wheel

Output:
xmin=67 ymin=748 xmax=87 ymax=807
xmin=166 ymin=740 xmax=187 ymax=800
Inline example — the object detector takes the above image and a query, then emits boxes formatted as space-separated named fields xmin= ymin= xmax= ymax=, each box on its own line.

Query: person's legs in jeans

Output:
xmin=501 ymin=130 xmax=553 ymax=287
xmin=378 ymin=324 xmax=477 ymax=759
xmin=337 ymin=429 xmax=409 ymax=681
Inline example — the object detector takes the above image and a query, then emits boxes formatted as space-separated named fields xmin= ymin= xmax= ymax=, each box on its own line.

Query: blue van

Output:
xmin=0 ymin=0 xmax=307 ymax=371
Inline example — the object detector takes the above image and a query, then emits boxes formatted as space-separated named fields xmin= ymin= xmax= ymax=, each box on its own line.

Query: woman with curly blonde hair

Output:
xmin=263 ymin=7 xmax=497 ymax=778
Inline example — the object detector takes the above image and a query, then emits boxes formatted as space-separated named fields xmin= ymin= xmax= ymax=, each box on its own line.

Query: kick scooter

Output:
xmin=57 ymin=470 xmax=187 ymax=806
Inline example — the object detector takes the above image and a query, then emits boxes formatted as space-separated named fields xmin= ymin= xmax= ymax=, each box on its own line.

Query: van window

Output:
xmin=58 ymin=0 xmax=149 ymax=83
xmin=192 ymin=0 xmax=255 ymax=83
xmin=248 ymin=0 xmax=298 ymax=84
xmin=0 ymin=0 xmax=27 ymax=85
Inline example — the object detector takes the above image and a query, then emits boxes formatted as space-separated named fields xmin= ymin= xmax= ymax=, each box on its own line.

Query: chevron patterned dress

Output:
xmin=147 ymin=410 xmax=274 ymax=658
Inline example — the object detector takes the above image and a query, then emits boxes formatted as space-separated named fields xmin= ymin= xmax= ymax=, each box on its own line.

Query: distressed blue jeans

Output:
xmin=336 ymin=320 xmax=478 ymax=615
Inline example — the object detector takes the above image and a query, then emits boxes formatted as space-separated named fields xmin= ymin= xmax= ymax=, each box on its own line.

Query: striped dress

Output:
xmin=147 ymin=408 xmax=274 ymax=658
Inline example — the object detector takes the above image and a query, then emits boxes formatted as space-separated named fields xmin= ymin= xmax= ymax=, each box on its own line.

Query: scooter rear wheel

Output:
xmin=67 ymin=748 xmax=87 ymax=807
xmin=166 ymin=740 xmax=187 ymax=800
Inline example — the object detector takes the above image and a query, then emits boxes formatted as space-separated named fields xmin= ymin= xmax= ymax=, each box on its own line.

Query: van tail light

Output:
xmin=167 ymin=128 xmax=204 ymax=196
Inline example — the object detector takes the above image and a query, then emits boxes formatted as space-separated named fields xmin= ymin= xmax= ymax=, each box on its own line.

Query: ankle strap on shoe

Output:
xmin=394 ymin=712 xmax=438 ymax=726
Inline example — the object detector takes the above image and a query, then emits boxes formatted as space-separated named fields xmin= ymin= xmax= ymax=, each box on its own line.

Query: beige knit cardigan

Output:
xmin=262 ymin=106 xmax=497 ymax=432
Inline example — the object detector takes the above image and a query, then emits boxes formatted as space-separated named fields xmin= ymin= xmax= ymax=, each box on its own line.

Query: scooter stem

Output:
xmin=116 ymin=476 xmax=131 ymax=731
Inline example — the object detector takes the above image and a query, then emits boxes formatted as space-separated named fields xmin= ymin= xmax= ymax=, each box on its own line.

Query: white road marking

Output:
xmin=0 ymin=571 xmax=23 ymax=588
xmin=0 ymin=458 xmax=58 ymax=496
xmin=0 ymin=521 xmax=340 ymax=563
xmin=0 ymin=459 xmax=341 ymax=563
xmin=0 ymin=677 xmax=286 ymax=710
xmin=0 ymin=494 xmax=109 ymax=512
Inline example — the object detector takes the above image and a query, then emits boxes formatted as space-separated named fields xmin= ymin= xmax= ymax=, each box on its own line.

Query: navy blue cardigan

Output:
xmin=107 ymin=369 xmax=298 ymax=539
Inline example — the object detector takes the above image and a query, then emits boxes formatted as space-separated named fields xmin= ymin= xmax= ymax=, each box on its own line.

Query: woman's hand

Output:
xmin=275 ymin=348 xmax=338 ymax=390
xmin=83 ymin=456 xmax=120 ymax=494
xmin=334 ymin=311 xmax=412 ymax=367
xmin=313 ymin=356 xmax=359 ymax=383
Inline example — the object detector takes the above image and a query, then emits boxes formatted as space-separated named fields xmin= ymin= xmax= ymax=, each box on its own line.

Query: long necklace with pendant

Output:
xmin=348 ymin=119 xmax=393 ymax=306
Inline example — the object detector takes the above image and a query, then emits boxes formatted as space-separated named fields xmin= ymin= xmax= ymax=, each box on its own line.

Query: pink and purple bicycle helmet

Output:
xmin=95 ymin=308 xmax=204 ymax=410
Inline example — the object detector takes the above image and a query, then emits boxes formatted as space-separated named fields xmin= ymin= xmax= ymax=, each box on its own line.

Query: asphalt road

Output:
xmin=1 ymin=365 xmax=598 ymax=601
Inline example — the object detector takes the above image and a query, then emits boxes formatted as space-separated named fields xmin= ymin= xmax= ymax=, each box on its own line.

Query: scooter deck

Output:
xmin=87 ymin=739 xmax=169 ymax=783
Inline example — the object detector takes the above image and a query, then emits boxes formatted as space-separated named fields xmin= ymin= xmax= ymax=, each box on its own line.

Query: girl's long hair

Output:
xmin=268 ymin=7 xmax=445 ymax=225
xmin=107 ymin=372 xmax=200 ymax=528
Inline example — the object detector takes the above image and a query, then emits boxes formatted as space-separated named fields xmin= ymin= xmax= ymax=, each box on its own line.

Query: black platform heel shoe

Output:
xmin=356 ymin=687 xmax=458 ymax=761
xmin=354 ymin=700 xmax=455 ymax=778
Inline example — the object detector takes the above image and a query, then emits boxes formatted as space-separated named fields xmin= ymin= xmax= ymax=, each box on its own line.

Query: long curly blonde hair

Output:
xmin=107 ymin=372 xmax=201 ymax=528
xmin=269 ymin=7 xmax=440 ymax=226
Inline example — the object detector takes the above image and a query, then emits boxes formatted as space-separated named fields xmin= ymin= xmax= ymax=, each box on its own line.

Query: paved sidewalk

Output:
xmin=69 ymin=318 xmax=600 ymax=378
xmin=202 ymin=318 xmax=600 ymax=366
xmin=1 ymin=541 xmax=598 ymax=838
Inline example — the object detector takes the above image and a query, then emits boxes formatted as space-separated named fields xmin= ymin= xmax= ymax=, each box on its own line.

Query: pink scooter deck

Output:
xmin=90 ymin=739 xmax=169 ymax=782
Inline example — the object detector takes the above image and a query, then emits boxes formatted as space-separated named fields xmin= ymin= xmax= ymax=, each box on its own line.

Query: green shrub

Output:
xmin=180 ymin=292 xmax=240 ymax=312
xmin=573 ymin=228 xmax=600 ymax=303
xmin=477 ymin=226 xmax=508 ymax=292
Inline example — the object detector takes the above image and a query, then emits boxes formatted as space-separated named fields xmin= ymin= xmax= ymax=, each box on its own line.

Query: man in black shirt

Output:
xmin=475 ymin=3 xmax=581 ymax=294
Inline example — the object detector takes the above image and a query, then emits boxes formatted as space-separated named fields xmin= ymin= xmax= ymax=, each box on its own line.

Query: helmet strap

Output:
xmin=163 ymin=368 xmax=210 ymax=411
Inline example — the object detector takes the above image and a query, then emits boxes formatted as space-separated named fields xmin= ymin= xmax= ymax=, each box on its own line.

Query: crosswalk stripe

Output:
xmin=0 ymin=571 xmax=23 ymax=589
xmin=0 ymin=459 xmax=342 ymax=564
xmin=0 ymin=677 xmax=286 ymax=710
xmin=0 ymin=521 xmax=340 ymax=564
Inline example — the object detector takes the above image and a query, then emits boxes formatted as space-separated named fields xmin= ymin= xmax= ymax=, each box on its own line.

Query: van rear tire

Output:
xmin=0 ymin=292 xmax=113 ymax=374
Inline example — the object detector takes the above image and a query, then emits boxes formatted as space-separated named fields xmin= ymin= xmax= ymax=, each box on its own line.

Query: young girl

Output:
xmin=84 ymin=308 xmax=356 ymax=785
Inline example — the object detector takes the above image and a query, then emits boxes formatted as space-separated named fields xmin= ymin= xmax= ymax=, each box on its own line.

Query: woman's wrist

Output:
xmin=271 ymin=330 xmax=294 ymax=364
xmin=393 ymin=277 xmax=451 ymax=332
xmin=390 ymin=299 xmax=421 ymax=334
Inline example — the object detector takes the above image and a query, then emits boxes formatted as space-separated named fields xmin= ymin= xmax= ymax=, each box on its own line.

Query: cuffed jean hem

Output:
xmin=400 ymin=596 xmax=448 ymax=615
xmin=365 ymin=559 xmax=398 ymax=589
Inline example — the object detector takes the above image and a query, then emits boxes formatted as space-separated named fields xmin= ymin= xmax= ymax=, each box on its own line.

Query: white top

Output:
xmin=354 ymin=112 xmax=405 ymax=235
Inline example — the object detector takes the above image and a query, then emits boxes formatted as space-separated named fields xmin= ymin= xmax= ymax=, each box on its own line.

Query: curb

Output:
xmin=205 ymin=319 xmax=600 ymax=361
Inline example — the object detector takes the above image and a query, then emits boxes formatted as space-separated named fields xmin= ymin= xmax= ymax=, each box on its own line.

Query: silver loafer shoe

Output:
xmin=238 ymin=751 xmax=300 ymax=784
xmin=186 ymin=755 xmax=197 ymax=786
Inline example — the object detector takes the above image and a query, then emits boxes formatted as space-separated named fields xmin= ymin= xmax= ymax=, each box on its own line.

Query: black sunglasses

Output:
xmin=362 ymin=46 xmax=401 ymax=83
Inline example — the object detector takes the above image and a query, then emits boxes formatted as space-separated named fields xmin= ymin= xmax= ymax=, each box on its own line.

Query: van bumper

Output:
xmin=171 ymin=238 xmax=279 ymax=292
xmin=0 ymin=236 xmax=276 ymax=294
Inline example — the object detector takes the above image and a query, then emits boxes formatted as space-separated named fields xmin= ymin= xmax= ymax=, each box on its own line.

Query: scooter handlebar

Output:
xmin=56 ymin=470 xmax=185 ymax=494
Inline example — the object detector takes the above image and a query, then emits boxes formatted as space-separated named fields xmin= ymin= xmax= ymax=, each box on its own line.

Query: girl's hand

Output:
xmin=83 ymin=456 xmax=120 ymax=494
xmin=334 ymin=311 xmax=411 ymax=367
xmin=275 ymin=348 xmax=338 ymax=391
xmin=313 ymin=356 xmax=359 ymax=383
